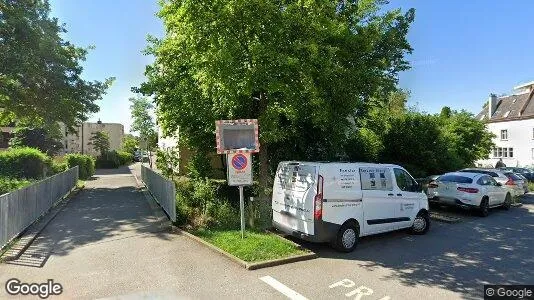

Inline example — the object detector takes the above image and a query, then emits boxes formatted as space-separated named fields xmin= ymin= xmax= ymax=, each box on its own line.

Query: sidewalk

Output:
xmin=0 ymin=165 xmax=278 ymax=299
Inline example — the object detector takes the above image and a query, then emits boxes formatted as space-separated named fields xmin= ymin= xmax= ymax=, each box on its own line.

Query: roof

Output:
xmin=476 ymin=91 xmax=534 ymax=122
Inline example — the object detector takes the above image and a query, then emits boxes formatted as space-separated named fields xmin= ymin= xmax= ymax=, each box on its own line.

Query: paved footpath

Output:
xmin=1 ymin=164 xmax=532 ymax=299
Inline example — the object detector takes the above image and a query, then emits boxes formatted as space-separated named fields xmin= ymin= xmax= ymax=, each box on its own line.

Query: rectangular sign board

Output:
xmin=227 ymin=152 xmax=253 ymax=186
xmin=216 ymin=119 xmax=259 ymax=154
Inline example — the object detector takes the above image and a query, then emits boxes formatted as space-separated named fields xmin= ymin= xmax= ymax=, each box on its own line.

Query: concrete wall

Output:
xmin=477 ymin=118 xmax=534 ymax=168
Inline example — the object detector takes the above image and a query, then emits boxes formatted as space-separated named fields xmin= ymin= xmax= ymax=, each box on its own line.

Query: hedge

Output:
xmin=0 ymin=177 xmax=33 ymax=195
xmin=0 ymin=147 xmax=51 ymax=179
xmin=117 ymin=151 xmax=133 ymax=166
xmin=66 ymin=154 xmax=95 ymax=180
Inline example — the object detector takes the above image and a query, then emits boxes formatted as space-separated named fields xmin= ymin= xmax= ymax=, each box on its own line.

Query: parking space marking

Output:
xmin=260 ymin=276 xmax=309 ymax=300
xmin=330 ymin=279 xmax=391 ymax=300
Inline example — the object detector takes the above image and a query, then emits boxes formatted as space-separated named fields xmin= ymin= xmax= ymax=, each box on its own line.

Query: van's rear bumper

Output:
xmin=272 ymin=219 xmax=340 ymax=243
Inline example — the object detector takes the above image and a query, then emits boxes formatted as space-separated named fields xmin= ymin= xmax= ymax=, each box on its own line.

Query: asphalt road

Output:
xmin=1 ymin=164 xmax=533 ymax=299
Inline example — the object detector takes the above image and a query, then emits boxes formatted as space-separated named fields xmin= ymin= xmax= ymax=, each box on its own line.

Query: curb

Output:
xmin=511 ymin=203 xmax=522 ymax=207
xmin=429 ymin=212 xmax=462 ymax=224
xmin=173 ymin=227 xmax=317 ymax=270
xmin=1 ymin=186 xmax=83 ymax=262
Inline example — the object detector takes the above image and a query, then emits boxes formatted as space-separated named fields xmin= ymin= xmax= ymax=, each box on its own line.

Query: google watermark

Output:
xmin=5 ymin=278 xmax=63 ymax=299
xmin=484 ymin=285 xmax=533 ymax=299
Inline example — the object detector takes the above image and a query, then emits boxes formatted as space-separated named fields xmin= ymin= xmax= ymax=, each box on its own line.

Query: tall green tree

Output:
xmin=89 ymin=131 xmax=110 ymax=157
xmin=129 ymin=95 xmax=156 ymax=167
xmin=138 ymin=0 xmax=415 ymax=186
xmin=121 ymin=134 xmax=139 ymax=154
xmin=0 ymin=0 xmax=114 ymax=128
xmin=9 ymin=126 xmax=64 ymax=156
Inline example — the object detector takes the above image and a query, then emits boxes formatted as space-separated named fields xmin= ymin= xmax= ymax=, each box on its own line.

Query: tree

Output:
xmin=138 ymin=0 xmax=415 ymax=187
xmin=89 ymin=131 xmax=110 ymax=157
xmin=121 ymin=134 xmax=139 ymax=154
xmin=9 ymin=126 xmax=63 ymax=156
xmin=0 ymin=0 xmax=114 ymax=129
xmin=129 ymin=95 xmax=156 ymax=167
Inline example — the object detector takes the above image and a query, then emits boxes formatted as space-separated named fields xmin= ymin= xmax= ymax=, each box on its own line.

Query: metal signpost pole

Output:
xmin=239 ymin=185 xmax=245 ymax=238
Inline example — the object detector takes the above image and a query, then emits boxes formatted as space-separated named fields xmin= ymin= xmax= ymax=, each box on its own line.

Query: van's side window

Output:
xmin=394 ymin=168 xmax=417 ymax=192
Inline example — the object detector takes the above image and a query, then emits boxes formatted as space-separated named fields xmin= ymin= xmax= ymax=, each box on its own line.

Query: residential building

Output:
xmin=62 ymin=121 xmax=124 ymax=156
xmin=476 ymin=81 xmax=534 ymax=168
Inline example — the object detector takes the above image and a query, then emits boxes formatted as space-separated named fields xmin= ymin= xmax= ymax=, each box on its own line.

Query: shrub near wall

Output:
xmin=117 ymin=151 xmax=133 ymax=166
xmin=66 ymin=154 xmax=95 ymax=179
xmin=0 ymin=147 xmax=51 ymax=179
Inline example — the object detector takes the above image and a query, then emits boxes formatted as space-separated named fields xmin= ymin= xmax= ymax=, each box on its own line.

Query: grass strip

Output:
xmin=192 ymin=229 xmax=308 ymax=262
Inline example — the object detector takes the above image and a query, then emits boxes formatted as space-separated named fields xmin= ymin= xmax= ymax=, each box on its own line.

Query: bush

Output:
xmin=51 ymin=161 xmax=68 ymax=174
xmin=95 ymin=150 xmax=120 ymax=169
xmin=0 ymin=177 xmax=33 ymax=195
xmin=0 ymin=147 xmax=51 ymax=179
xmin=66 ymin=153 xmax=95 ymax=180
xmin=117 ymin=151 xmax=133 ymax=166
xmin=174 ymin=177 xmax=262 ymax=230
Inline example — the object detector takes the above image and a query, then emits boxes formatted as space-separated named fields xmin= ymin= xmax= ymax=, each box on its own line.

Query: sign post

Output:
xmin=216 ymin=120 xmax=259 ymax=239
xmin=227 ymin=152 xmax=252 ymax=238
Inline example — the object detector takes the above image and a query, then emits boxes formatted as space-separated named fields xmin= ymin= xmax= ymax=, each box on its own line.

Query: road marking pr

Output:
xmin=260 ymin=276 xmax=309 ymax=300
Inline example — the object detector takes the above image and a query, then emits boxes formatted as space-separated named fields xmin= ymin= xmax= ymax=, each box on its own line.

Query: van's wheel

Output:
xmin=333 ymin=222 xmax=359 ymax=252
xmin=479 ymin=198 xmax=490 ymax=217
xmin=410 ymin=211 xmax=430 ymax=235
xmin=502 ymin=193 xmax=512 ymax=210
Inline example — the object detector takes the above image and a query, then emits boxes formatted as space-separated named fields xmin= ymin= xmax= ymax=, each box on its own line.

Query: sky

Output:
xmin=49 ymin=0 xmax=534 ymax=132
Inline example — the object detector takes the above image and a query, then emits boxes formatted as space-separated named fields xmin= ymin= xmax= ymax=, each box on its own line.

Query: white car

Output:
xmin=427 ymin=172 xmax=512 ymax=216
xmin=272 ymin=162 xmax=430 ymax=252
xmin=459 ymin=168 xmax=523 ymax=197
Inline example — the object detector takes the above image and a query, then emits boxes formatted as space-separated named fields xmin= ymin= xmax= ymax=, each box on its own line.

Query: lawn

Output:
xmin=192 ymin=229 xmax=309 ymax=262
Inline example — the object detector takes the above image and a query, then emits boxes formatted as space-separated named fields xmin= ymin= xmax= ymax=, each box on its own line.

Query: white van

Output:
xmin=272 ymin=162 xmax=430 ymax=252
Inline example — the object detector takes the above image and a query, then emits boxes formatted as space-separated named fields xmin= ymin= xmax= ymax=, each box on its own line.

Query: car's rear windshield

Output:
xmin=460 ymin=169 xmax=498 ymax=177
xmin=505 ymin=173 xmax=522 ymax=181
xmin=438 ymin=174 xmax=473 ymax=184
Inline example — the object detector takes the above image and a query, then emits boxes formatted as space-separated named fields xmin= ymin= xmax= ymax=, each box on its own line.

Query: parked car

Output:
xmin=272 ymin=162 xmax=430 ymax=252
xmin=500 ymin=167 xmax=534 ymax=182
xmin=515 ymin=173 xmax=530 ymax=193
xmin=427 ymin=172 xmax=512 ymax=216
xmin=458 ymin=168 xmax=518 ymax=196
xmin=502 ymin=172 xmax=527 ymax=195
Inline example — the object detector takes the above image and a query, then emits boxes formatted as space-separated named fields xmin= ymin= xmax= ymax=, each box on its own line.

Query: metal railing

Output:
xmin=141 ymin=165 xmax=176 ymax=222
xmin=0 ymin=166 xmax=79 ymax=249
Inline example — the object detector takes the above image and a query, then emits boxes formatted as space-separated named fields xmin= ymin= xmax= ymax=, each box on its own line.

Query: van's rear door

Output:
xmin=272 ymin=162 xmax=317 ymax=235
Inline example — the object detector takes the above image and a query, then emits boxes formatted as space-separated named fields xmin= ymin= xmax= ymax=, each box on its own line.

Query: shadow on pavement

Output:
xmin=290 ymin=197 xmax=534 ymax=300
xmin=95 ymin=165 xmax=135 ymax=176
xmin=7 ymin=184 xmax=172 ymax=268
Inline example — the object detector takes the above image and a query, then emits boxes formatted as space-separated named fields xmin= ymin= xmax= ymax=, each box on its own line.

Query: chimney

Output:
xmin=488 ymin=94 xmax=498 ymax=119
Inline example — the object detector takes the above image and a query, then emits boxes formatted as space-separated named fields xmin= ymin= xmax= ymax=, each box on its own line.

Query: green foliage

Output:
xmin=138 ymin=0 xmax=415 ymax=181
xmin=95 ymin=150 xmax=120 ymax=169
xmin=121 ymin=134 xmax=139 ymax=154
xmin=90 ymin=131 xmax=111 ymax=156
xmin=0 ymin=0 xmax=114 ymax=129
xmin=0 ymin=147 xmax=51 ymax=179
xmin=9 ymin=127 xmax=63 ymax=156
xmin=51 ymin=161 xmax=68 ymax=175
xmin=174 ymin=177 xmax=261 ymax=229
xmin=66 ymin=154 xmax=95 ymax=180
xmin=186 ymin=151 xmax=212 ymax=179
xmin=117 ymin=151 xmax=133 ymax=166
xmin=129 ymin=96 xmax=156 ymax=148
xmin=0 ymin=177 xmax=33 ymax=195
xmin=192 ymin=229 xmax=308 ymax=262
xmin=156 ymin=148 xmax=179 ymax=179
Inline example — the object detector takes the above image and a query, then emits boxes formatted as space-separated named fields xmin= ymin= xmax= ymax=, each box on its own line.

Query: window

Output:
xmin=394 ymin=168 xmax=418 ymax=192
xmin=501 ymin=129 xmax=508 ymax=140
xmin=477 ymin=176 xmax=492 ymax=186
xmin=439 ymin=175 xmax=473 ymax=184
xmin=493 ymin=147 xmax=513 ymax=158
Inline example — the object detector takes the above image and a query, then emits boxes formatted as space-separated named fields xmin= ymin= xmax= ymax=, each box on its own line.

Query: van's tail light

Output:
xmin=428 ymin=181 xmax=439 ymax=188
xmin=314 ymin=175 xmax=324 ymax=220
xmin=505 ymin=179 xmax=515 ymax=186
xmin=457 ymin=187 xmax=479 ymax=193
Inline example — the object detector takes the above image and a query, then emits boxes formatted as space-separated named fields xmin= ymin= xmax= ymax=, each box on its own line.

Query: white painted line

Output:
xmin=260 ymin=276 xmax=309 ymax=300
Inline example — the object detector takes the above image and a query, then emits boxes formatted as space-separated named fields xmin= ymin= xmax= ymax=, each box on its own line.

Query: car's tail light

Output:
xmin=428 ymin=181 xmax=439 ymax=188
xmin=457 ymin=187 xmax=479 ymax=193
xmin=505 ymin=179 xmax=515 ymax=186
xmin=314 ymin=175 xmax=324 ymax=220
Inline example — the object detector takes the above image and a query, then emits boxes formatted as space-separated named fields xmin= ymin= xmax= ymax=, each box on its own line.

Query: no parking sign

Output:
xmin=227 ymin=153 xmax=252 ymax=186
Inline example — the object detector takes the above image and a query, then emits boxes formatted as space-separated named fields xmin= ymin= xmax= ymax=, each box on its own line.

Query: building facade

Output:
xmin=476 ymin=82 xmax=534 ymax=168
xmin=62 ymin=122 xmax=124 ymax=156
